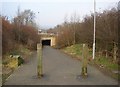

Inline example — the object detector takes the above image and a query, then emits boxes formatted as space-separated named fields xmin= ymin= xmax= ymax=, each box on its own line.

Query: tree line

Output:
xmin=2 ymin=9 xmax=40 ymax=55
xmin=48 ymin=7 xmax=119 ymax=62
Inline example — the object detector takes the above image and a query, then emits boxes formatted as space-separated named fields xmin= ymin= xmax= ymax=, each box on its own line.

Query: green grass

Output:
xmin=63 ymin=44 xmax=119 ymax=71
xmin=20 ymin=46 xmax=31 ymax=55
xmin=2 ymin=45 xmax=32 ymax=84
xmin=9 ymin=45 xmax=31 ymax=56
xmin=62 ymin=44 xmax=120 ymax=80
xmin=63 ymin=44 xmax=93 ymax=59
xmin=112 ymin=72 xmax=120 ymax=80
xmin=63 ymin=44 xmax=83 ymax=57
xmin=94 ymin=56 xmax=119 ymax=71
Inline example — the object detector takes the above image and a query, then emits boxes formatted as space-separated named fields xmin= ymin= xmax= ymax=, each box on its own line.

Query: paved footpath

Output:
xmin=4 ymin=46 xmax=118 ymax=85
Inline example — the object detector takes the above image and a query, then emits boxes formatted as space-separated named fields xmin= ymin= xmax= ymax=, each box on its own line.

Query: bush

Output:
xmin=18 ymin=56 xmax=24 ymax=66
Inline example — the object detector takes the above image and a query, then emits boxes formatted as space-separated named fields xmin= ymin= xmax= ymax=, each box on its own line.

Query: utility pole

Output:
xmin=92 ymin=0 xmax=96 ymax=60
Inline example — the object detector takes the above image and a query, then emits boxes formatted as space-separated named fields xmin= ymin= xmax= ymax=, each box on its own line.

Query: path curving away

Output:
xmin=4 ymin=46 xmax=118 ymax=85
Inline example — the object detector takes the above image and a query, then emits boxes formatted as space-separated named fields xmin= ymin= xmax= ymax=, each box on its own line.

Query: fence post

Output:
xmin=37 ymin=43 xmax=43 ymax=78
xmin=81 ymin=44 xmax=88 ymax=77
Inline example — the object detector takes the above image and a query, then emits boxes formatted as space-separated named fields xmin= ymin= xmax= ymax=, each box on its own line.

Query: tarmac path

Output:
xmin=4 ymin=46 xmax=118 ymax=85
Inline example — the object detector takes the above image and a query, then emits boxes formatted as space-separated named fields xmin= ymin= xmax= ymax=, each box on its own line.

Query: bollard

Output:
xmin=37 ymin=43 xmax=43 ymax=78
xmin=81 ymin=44 xmax=88 ymax=77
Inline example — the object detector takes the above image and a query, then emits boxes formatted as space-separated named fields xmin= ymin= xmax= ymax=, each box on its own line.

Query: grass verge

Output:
xmin=2 ymin=45 xmax=32 ymax=84
xmin=62 ymin=44 xmax=120 ymax=81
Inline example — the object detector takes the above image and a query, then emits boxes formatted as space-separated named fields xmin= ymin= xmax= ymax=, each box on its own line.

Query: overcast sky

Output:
xmin=1 ymin=0 xmax=119 ymax=29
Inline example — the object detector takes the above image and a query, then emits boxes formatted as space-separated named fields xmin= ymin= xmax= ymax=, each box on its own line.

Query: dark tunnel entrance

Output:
xmin=42 ymin=40 xmax=51 ymax=46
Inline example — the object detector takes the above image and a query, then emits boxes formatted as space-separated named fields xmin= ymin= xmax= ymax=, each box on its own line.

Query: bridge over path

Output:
xmin=39 ymin=31 xmax=56 ymax=46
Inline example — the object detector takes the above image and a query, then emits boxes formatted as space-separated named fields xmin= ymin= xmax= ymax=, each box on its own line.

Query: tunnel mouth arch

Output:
xmin=42 ymin=40 xmax=51 ymax=46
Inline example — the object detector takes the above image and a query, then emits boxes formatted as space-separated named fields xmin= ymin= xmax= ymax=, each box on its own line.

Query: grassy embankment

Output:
xmin=62 ymin=44 xmax=120 ymax=80
xmin=2 ymin=45 xmax=32 ymax=84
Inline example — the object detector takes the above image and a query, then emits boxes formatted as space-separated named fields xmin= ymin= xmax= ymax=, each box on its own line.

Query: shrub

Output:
xmin=18 ymin=56 xmax=24 ymax=66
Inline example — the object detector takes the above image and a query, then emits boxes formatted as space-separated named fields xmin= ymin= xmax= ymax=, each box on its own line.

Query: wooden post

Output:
xmin=81 ymin=44 xmax=88 ymax=77
xmin=37 ymin=43 xmax=43 ymax=78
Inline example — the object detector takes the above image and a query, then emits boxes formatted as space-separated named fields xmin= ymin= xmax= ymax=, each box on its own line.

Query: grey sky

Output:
xmin=1 ymin=0 xmax=119 ymax=29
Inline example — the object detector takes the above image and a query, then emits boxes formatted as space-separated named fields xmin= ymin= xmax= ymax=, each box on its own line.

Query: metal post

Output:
xmin=93 ymin=0 xmax=96 ymax=60
xmin=37 ymin=43 xmax=43 ymax=78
